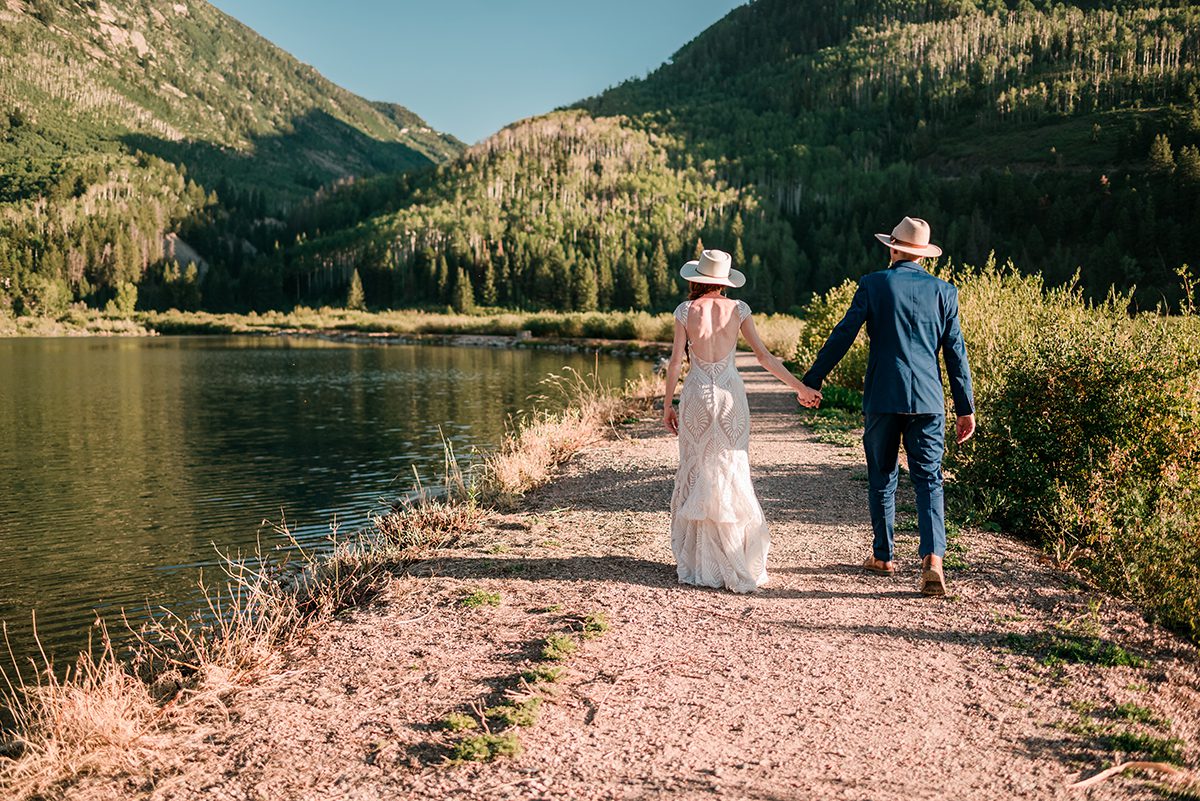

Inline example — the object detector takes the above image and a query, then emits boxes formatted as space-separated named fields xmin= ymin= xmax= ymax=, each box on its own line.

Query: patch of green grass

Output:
xmin=1060 ymin=701 xmax=1185 ymax=766
xmin=898 ymin=503 xmax=918 ymax=514
xmin=945 ymin=520 xmax=970 ymax=571
xmin=1104 ymin=730 xmax=1186 ymax=764
xmin=485 ymin=697 xmax=542 ymax=728
xmin=1126 ymin=682 xmax=1150 ymax=693
xmin=572 ymin=612 xmax=610 ymax=640
xmin=1003 ymin=632 xmax=1145 ymax=668
xmin=447 ymin=732 xmax=521 ymax=763
xmin=815 ymin=431 xmax=860 ymax=448
xmin=461 ymin=588 xmax=501 ymax=608
xmin=895 ymin=517 xmax=918 ymax=532
xmin=520 ymin=664 xmax=565 ymax=685
xmin=540 ymin=633 xmax=578 ymax=661
xmin=1112 ymin=702 xmax=1164 ymax=726
xmin=439 ymin=712 xmax=478 ymax=732
xmin=538 ymin=538 xmax=562 ymax=548
xmin=850 ymin=471 xmax=868 ymax=482
xmin=487 ymin=543 xmax=510 ymax=554
xmin=801 ymin=405 xmax=862 ymax=450
xmin=535 ymin=603 xmax=564 ymax=614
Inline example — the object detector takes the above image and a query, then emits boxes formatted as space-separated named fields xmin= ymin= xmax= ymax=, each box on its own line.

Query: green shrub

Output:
xmin=485 ymin=697 xmax=541 ymax=728
xmin=447 ymin=732 xmax=521 ymax=763
xmin=105 ymin=281 xmax=138 ymax=316
xmin=793 ymin=278 xmax=868 ymax=391
xmin=539 ymin=633 xmax=577 ymax=661
xmin=795 ymin=260 xmax=1200 ymax=644
xmin=460 ymin=588 xmax=501 ymax=608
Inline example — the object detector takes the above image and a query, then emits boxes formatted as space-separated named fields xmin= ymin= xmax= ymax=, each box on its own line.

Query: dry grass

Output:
xmin=477 ymin=368 xmax=656 ymax=506
xmin=0 ymin=624 xmax=158 ymax=798
xmin=0 ymin=365 xmax=645 ymax=799
xmin=0 ymin=310 xmax=152 ymax=337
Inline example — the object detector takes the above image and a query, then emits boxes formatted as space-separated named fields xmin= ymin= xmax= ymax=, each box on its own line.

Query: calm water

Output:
xmin=0 ymin=336 xmax=646 ymax=666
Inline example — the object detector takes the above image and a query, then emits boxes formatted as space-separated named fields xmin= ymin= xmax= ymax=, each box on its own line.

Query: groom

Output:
xmin=800 ymin=217 xmax=975 ymax=596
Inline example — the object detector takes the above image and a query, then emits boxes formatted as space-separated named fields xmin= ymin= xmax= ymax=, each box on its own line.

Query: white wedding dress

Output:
xmin=670 ymin=299 xmax=770 ymax=593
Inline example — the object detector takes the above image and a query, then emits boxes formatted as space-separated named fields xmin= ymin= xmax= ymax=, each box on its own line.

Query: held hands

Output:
xmin=663 ymin=404 xmax=679 ymax=436
xmin=956 ymin=413 xmax=976 ymax=444
xmin=796 ymin=384 xmax=822 ymax=409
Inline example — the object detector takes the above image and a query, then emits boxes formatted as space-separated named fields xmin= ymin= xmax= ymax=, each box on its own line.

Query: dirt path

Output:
xmin=141 ymin=355 xmax=1199 ymax=801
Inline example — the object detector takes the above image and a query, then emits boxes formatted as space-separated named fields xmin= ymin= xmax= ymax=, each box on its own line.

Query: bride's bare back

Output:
xmin=684 ymin=296 xmax=744 ymax=363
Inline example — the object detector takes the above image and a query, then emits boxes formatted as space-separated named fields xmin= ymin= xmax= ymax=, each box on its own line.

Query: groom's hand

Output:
xmin=797 ymin=384 xmax=822 ymax=409
xmin=956 ymin=414 xmax=976 ymax=444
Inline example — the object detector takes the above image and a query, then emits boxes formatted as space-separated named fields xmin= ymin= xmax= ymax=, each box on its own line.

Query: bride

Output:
xmin=662 ymin=249 xmax=821 ymax=592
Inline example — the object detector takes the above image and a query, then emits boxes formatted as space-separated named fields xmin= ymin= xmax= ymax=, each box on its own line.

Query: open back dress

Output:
xmin=670 ymin=298 xmax=770 ymax=593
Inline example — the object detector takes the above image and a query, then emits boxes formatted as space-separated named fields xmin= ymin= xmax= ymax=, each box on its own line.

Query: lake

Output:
xmin=0 ymin=336 xmax=647 ymax=667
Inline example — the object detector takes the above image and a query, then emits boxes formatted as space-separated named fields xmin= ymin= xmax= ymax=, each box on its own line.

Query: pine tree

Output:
xmin=549 ymin=249 xmax=572 ymax=310
xmin=596 ymin=254 xmax=615 ymax=309
xmin=649 ymin=240 xmax=671 ymax=308
xmin=346 ymin=268 xmax=366 ymax=310
xmin=571 ymin=259 xmax=598 ymax=311
xmin=1177 ymin=145 xmax=1200 ymax=184
xmin=1149 ymin=134 xmax=1175 ymax=175
xmin=451 ymin=267 xmax=475 ymax=313
xmin=436 ymin=255 xmax=450 ymax=302
xmin=626 ymin=253 xmax=651 ymax=310
xmin=479 ymin=259 xmax=498 ymax=306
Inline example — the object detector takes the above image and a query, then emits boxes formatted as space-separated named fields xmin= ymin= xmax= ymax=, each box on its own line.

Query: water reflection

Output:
xmin=0 ymin=336 xmax=646 ymax=664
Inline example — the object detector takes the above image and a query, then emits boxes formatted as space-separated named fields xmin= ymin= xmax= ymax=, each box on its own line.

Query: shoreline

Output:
xmin=5 ymin=355 xmax=1197 ymax=800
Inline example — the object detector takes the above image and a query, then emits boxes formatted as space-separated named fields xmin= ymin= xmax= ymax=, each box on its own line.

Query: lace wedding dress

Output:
xmin=670 ymin=299 xmax=770 ymax=593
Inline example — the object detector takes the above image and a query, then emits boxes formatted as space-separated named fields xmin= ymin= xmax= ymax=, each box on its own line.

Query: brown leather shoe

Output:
xmin=862 ymin=556 xmax=895 ymax=576
xmin=920 ymin=555 xmax=946 ymax=596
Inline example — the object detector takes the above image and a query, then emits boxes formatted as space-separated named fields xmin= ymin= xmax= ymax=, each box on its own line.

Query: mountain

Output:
xmin=0 ymin=0 xmax=463 ymax=314
xmin=288 ymin=0 xmax=1200 ymax=315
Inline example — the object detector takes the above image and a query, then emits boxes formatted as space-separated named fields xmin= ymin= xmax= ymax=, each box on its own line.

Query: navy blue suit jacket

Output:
xmin=801 ymin=261 xmax=974 ymax=416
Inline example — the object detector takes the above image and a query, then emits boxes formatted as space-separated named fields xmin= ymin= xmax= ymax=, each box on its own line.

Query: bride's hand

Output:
xmin=663 ymin=405 xmax=679 ymax=435
xmin=796 ymin=384 xmax=822 ymax=409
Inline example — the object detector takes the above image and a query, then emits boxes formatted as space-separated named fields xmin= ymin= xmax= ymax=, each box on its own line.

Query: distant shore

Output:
xmin=0 ymin=306 xmax=806 ymax=361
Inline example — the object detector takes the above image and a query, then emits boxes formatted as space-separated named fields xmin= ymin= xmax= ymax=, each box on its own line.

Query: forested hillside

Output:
xmin=0 ymin=0 xmax=462 ymax=314
xmin=289 ymin=0 xmax=1200 ymax=314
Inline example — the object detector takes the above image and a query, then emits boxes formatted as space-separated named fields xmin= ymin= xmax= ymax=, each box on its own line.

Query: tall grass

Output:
xmin=0 ymin=365 xmax=651 ymax=799
xmin=797 ymin=258 xmax=1200 ymax=643
xmin=478 ymin=368 xmax=656 ymax=506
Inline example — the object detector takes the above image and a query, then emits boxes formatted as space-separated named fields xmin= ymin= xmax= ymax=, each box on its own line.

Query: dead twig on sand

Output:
xmin=1069 ymin=761 xmax=1199 ymax=794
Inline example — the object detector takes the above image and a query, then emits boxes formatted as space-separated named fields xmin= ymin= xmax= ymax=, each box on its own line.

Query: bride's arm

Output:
xmin=741 ymin=316 xmax=822 ymax=406
xmin=662 ymin=319 xmax=687 ymax=434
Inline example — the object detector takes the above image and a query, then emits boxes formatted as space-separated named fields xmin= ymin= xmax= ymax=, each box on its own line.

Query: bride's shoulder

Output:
xmin=734 ymin=298 xmax=752 ymax=320
xmin=673 ymin=300 xmax=691 ymax=324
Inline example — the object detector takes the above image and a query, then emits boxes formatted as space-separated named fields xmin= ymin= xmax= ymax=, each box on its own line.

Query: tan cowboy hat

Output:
xmin=874 ymin=216 xmax=943 ymax=258
xmin=680 ymin=249 xmax=746 ymax=288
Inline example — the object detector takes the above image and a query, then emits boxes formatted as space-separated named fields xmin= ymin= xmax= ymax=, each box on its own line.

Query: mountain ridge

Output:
xmin=281 ymin=0 xmax=1199 ymax=315
xmin=0 ymin=0 xmax=463 ymax=313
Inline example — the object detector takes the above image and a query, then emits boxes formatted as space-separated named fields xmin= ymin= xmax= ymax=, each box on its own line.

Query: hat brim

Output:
xmin=874 ymin=233 xmax=942 ymax=258
xmin=680 ymin=260 xmax=746 ymax=288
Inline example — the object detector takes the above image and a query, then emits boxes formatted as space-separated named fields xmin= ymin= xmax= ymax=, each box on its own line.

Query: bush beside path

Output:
xmin=89 ymin=355 xmax=1199 ymax=801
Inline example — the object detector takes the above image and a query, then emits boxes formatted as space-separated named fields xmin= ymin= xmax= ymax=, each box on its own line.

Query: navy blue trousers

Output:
xmin=863 ymin=413 xmax=946 ymax=562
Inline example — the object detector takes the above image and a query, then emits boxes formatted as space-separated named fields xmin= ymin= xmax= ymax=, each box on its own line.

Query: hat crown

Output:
xmin=891 ymin=216 xmax=931 ymax=247
xmin=696 ymin=249 xmax=731 ymax=278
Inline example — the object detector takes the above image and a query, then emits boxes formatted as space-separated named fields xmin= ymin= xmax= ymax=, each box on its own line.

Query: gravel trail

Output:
xmin=141 ymin=354 xmax=1199 ymax=801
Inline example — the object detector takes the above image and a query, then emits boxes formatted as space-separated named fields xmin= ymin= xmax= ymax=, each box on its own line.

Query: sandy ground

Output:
xmin=118 ymin=355 xmax=1197 ymax=801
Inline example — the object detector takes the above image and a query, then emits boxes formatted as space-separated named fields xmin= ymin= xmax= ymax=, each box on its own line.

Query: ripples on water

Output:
xmin=0 ymin=336 xmax=647 ymax=666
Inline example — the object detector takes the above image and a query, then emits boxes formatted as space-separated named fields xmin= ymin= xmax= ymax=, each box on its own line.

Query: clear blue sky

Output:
xmin=208 ymin=0 xmax=746 ymax=144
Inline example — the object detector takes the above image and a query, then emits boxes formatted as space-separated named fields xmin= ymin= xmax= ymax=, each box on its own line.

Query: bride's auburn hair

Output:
xmin=687 ymin=282 xmax=726 ymax=301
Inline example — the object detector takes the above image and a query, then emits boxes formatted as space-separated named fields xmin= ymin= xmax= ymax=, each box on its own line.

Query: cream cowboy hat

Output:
xmin=874 ymin=216 xmax=943 ymax=258
xmin=679 ymin=249 xmax=746 ymax=288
